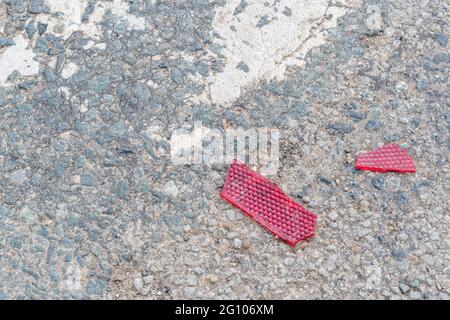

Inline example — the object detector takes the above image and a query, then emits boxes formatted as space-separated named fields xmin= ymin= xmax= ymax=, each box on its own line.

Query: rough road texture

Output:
xmin=0 ymin=0 xmax=449 ymax=300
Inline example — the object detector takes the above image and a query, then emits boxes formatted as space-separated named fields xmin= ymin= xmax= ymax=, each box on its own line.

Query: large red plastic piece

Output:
xmin=355 ymin=143 xmax=416 ymax=173
xmin=220 ymin=161 xmax=317 ymax=246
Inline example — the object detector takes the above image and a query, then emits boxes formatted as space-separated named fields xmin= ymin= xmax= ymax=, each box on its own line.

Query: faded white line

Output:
xmin=203 ymin=0 xmax=360 ymax=106
xmin=0 ymin=36 xmax=40 ymax=84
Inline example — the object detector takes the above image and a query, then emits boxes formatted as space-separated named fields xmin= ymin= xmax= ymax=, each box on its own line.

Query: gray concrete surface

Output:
xmin=0 ymin=0 xmax=449 ymax=299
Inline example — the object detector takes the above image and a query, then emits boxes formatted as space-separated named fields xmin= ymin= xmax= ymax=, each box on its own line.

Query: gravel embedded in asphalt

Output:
xmin=0 ymin=0 xmax=448 ymax=300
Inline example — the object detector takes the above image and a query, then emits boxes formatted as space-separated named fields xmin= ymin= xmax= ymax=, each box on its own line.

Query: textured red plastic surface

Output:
xmin=220 ymin=161 xmax=317 ymax=246
xmin=356 ymin=143 xmax=416 ymax=173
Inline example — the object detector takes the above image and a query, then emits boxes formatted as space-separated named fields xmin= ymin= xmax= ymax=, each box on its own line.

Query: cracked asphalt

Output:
xmin=0 ymin=0 xmax=449 ymax=299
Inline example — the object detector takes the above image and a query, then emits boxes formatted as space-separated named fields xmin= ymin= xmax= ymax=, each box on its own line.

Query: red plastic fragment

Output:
xmin=220 ymin=161 xmax=317 ymax=246
xmin=355 ymin=143 xmax=416 ymax=173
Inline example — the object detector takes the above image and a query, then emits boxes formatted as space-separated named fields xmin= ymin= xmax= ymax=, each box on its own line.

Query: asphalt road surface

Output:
xmin=0 ymin=0 xmax=448 ymax=299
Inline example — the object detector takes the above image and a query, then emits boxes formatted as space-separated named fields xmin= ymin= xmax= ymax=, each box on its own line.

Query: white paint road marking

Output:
xmin=203 ymin=0 xmax=360 ymax=106
xmin=0 ymin=36 xmax=40 ymax=84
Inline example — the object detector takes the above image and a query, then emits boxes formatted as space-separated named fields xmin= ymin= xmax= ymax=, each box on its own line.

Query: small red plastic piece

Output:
xmin=220 ymin=161 xmax=317 ymax=246
xmin=355 ymin=143 xmax=416 ymax=173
